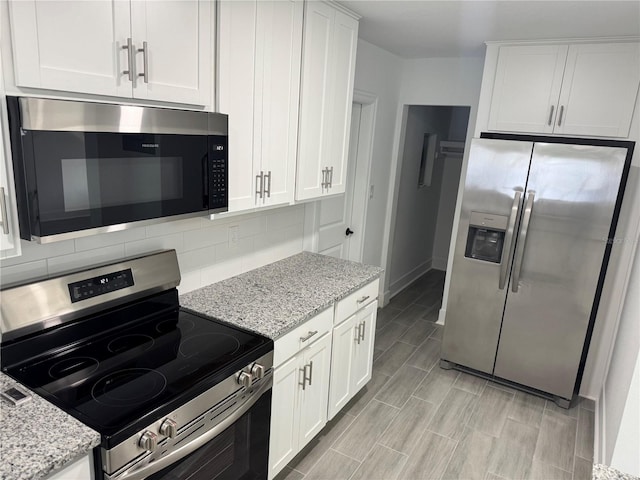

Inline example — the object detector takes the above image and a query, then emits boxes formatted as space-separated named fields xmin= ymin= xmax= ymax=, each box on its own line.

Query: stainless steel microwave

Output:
xmin=6 ymin=97 xmax=228 ymax=243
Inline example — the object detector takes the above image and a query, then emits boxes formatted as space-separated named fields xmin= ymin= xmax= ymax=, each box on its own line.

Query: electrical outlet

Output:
xmin=229 ymin=225 xmax=239 ymax=248
xmin=369 ymin=185 xmax=374 ymax=199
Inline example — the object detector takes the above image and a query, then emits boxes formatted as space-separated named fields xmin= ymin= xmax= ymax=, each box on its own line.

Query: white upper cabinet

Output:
xmin=295 ymin=1 xmax=358 ymax=201
xmin=8 ymin=0 xmax=213 ymax=106
xmin=218 ymin=0 xmax=302 ymax=213
xmin=487 ymin=41 xmax=640 ymax=138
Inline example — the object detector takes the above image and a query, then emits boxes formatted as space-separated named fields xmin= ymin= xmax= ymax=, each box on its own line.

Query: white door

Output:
xmin=317 ymin=103 xmax=360 ymax=259
xmin=327 ymin=315 xmax=358 ymax=419
xmin=298 ymin=333 xmax=331 ymax=449
xmin=554 ymin=43 xmax=640 ymax=138
xmin=130 ymin=0 xmax=212 ymax=106
xmin=487 ymin=45 xmax=567 ymax=134
xmin=9 ymin=0 xmax=132 ymax=98
xmin=268 ymin=355 xmax=300 ymax=479
xmin=256 ymin=0 xmax=303 ymax=208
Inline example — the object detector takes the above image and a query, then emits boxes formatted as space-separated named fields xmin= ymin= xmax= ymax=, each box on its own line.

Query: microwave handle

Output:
xmin=202 ymin=154 xmax=209 ymax=203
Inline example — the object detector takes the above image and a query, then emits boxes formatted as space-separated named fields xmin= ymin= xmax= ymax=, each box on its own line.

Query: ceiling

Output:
xmin=339 ymin=1 xmax=640 ymax=58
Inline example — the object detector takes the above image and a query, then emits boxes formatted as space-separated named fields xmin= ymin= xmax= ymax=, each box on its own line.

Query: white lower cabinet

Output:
xmin=328 ymin=299 xmax=377 ymax=420
xmin=45 ymin=454 xmax=93 ymax=480
xmin=268 ymin=309 xmax=333 ymax=480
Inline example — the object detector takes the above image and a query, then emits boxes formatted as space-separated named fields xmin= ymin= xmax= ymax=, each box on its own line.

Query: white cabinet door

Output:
xmin=298 ymin=332 xmax=331 ymax=448
xmin=130 ymin=0 xmax=212 ymax=106
xmin=323 ymin=9 xmax=358 ymax=195
xmin=296 ymin=1 xmax=334 ymax=201
xmin=218 ymin=0 xmax=259 ymax=212
xmin=327 ymin=299 xmax=377 ymax=421
xmin=327 ymin=315 xmax=357 ymax=420
xmin=256 ymin=0 xmax=303 ymax=208
xmin=218 ymin=0 xmax=302 ymax=213
xmin=268 ymin=355 xmax=301 ymax=479
xmin=555 ymin=43 xmax=640 ymax=138
xmin=9 ymin=0 xmax=132 ymax=98
xmin=351 ymin=300 xmax=377 ymax=393
xmin=487 ymin=44 xmax=567 ymax=134
xmin=296 ymin=2 xmax=358 ymax=201
xmin=46 ymin=454 xmax=93 ymax=480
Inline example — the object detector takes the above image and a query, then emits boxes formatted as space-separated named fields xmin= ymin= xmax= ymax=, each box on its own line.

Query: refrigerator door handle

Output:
xmin=499 ymin=191 xmax=522 ymax=290
xmin=511 ymin=192 xmax=535 ymax=293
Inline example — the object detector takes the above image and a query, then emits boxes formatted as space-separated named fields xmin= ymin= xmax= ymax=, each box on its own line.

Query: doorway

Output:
xmin=387 ymin=105 xmax=470 ymax=306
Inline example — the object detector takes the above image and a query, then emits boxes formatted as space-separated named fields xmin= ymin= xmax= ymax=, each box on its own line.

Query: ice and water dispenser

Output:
xmin=464 ymin=212 xmax=508 ymax=263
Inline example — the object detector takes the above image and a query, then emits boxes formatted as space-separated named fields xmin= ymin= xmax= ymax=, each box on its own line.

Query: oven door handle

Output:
xmin=106 ymin=377 xmax=273 ymax=480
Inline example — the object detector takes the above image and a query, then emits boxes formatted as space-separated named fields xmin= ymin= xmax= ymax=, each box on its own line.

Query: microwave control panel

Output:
xmin=209 ymin=135 xmax=228 ymax=210
xmin=68 ymin=268 xmax=134 ymax=303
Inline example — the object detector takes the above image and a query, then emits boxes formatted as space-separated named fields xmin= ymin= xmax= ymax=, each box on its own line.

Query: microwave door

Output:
xmin=442 ymin=138 xmax=533 ymax=375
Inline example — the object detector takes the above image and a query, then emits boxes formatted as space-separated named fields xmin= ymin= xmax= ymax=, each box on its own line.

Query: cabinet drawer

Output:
xmin=334 ymin=279 xmax=379 ymax=326
xmin=274 ymin=307 xmax=333 ymax=366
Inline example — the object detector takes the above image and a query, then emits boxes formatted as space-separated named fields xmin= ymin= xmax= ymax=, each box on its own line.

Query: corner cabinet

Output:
xmin=487 ymin=41 xmax=640 ymax=138
xmin=269 ymin=307 xmax=333 ymax=480
xmin=218 ymin=0 xmax=303 ymax=213
xmin=295 ymin=1 xmax=359 ymax=201
xmin=8 ymin=0 xmax=213 ymax=107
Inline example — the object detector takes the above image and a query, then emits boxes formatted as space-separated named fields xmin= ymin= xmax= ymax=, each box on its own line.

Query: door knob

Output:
xmin=346 ymin=228 xmax=354 ymax=236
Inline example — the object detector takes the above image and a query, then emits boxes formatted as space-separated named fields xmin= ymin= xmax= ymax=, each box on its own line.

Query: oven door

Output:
xmin=101 ymin=382 xmax=271 ymax=480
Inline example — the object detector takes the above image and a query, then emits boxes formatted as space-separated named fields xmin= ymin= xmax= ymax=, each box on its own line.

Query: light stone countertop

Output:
xmin=593 ymin=464 xmax=639 ymax=480
xmin=180 ymin=251 xmax=384 ymax=339
xmin=0 ymin=371 xmax=101 ymax=480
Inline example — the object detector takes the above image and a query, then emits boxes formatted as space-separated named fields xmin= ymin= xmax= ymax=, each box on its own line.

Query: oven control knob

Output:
xmin=139 ymin=431 xmax=158 ymax=452
xmin=237 ymin=371 xmax=253 ymax=388
xmin=251 ymin=363 xmax=265 ymax=380
xmin=159 ymin=418 xmax=178 ymax=439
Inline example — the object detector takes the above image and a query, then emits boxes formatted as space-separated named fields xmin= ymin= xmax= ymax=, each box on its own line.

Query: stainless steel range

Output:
xmin=0 ymin=250 xmax=273 ymax=480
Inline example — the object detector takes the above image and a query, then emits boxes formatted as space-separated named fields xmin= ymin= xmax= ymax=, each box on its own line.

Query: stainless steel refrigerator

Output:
xmin=441 ymin=136 xmax=632 ymax=407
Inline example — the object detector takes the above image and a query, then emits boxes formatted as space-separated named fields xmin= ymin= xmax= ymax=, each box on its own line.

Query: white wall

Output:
xmin=352 ymin=40 xmax=403 ymax=290
xmin=432 ymin=154 xmax=463 ymax=270
xmin=0 ymin=205 xmax=305 ymax=294
xmin=600 ymin=225 xmax=640 ymax=475
xmin=388 ymin=106 xmax=448 ymax=294
xmin=383 ymin=56 xmax=484 ymax=302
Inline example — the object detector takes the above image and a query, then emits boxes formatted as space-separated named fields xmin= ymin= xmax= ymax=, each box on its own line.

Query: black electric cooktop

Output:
xmin=2 ymin=290 xmax=272 ymax=445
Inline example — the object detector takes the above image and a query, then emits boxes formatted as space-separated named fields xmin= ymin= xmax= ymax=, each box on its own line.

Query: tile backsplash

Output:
xmin=0 ymin=205 xmax=305 ymax=294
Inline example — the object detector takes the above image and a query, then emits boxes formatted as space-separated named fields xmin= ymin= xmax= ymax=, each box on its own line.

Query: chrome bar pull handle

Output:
xmin=512 ymin=192 xmax=535 ymax=293
xmin=359 ymin=321 xmax=366 ymax=342
xmin=557 ymin=105 xmax=564 ymax=127
xmin=299 ymin=366 xmax=307 ymax=390
xmin=138 ymin=41 xmax=149 ymax=84
xmin=356 ymin=295 xmax=370 ymax=304
xmin=300 ymin=330 xmax=318 ymax=343
xmin=122 ymin=38 xmax=135 ymax=82
xmin=321 ymin=167 xmax=327 ymax=191
xmin=329 ymin=166 xmax=334 ymax=188
xmin=354 ymin=325 xmax=360 ymax=344
xmin=0 ymin=187 xmax=9 ymax=235
xmin=547 ymin=105 xmax=555 ymax=126
xmin=264 ymin=171 xmax=271 ymax=198
xmin=499 ymin=191 xmax=522 ymax=290
xmin=307 ymin=361 xmax=313 ymax=386
xmin=255 ymin=172 xmax=264 ymax=199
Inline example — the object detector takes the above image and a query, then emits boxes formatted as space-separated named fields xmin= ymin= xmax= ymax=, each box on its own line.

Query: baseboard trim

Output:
xmin=436 ymin=307 xmax=446 ymax=325
xmin=595 ymin=392 xmax=605 ymax=464
xmin=388 ymin=260 xmax=432 ymax=299
xmin=432 ymin=256 xmax=448 ymax=271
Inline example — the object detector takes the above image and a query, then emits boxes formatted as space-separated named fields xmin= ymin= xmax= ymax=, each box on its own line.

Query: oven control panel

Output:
xmin=68 ymin=269 xmax=134 ymax=303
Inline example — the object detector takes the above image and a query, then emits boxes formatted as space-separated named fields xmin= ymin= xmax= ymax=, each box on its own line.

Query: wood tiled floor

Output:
xmin=275 ymin=270 xmax=595 ymax=480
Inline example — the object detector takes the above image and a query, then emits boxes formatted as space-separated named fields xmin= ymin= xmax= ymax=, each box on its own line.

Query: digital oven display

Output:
xmin=68 ymin=269 xmax=134 ymax=303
